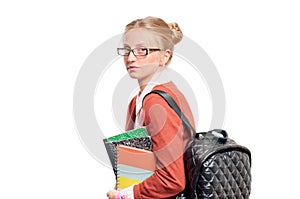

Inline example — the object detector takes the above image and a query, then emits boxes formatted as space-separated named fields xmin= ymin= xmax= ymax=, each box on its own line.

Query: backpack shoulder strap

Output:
xmin=143 ymin=90 xmax=197 ymax=135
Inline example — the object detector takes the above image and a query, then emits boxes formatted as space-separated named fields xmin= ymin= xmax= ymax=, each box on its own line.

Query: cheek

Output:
xmin=123 ymin=56 xmax=128 ymax=64
xmin=122 ymin=54 xmax=161 ymax=66
xmin=145 ymin=55 xmax=161 ymax=64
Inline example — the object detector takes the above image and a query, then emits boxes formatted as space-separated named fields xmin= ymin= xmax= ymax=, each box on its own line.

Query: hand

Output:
xmin=106 ymin=190 xmax=119 ymax=199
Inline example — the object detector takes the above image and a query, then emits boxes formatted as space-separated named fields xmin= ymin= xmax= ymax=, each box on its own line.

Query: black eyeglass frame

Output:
xmin=117 ymin=47 xmax=161 ymax=56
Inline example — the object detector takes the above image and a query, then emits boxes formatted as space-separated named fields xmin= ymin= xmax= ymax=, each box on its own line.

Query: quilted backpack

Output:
xmin=184 ymin=129 xmax=251 ymax=198
xmin=147 ymin=90 xmax=252 ymax=199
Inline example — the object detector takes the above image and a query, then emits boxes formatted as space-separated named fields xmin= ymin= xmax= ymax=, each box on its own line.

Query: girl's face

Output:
xmin=122 ymin=28 xmax=169 ymax=87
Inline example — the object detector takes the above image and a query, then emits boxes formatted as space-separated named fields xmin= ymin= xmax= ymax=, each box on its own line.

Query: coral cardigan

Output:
xmin=125 ymin=82 xmax=195 ymax=199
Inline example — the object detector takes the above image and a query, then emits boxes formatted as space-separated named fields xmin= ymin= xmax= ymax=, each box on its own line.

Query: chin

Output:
xmin=129 ymin=75 xmax=138 ymax=79
xmin=128 ymin=74 xmax=139 ymax=79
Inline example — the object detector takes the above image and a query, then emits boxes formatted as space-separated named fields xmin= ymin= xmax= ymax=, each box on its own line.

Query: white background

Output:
xmin=1 ymin=0 xmax=299 ymax=198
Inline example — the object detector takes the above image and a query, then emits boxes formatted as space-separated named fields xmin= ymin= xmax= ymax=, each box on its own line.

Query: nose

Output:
xmin=127 ymin=51 xmax=136 ymax=62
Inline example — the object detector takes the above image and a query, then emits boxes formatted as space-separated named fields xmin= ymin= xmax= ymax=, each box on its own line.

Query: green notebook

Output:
xmin=106 ymin=127 xmax=148 ymax=142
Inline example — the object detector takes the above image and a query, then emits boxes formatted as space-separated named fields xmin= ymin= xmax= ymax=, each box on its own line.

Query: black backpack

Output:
xmin=148 ymin=90 xmax=252 ymax=199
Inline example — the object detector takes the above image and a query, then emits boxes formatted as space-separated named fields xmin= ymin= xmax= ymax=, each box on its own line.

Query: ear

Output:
xmin=159 ymin=49 xmax=172 ymax=66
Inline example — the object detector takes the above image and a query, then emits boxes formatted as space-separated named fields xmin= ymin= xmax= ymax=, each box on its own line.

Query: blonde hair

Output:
xmin=124 ymin=16 xmax=183 ymax=64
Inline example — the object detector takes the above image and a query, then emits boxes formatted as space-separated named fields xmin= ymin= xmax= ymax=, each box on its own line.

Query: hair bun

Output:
xmin=168 ymin=22 xmax=183 ymax=44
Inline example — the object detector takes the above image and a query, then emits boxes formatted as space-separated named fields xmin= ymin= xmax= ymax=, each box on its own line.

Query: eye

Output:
xmin=124 ymin=47 xmax=131 ymax=52
xmin=134 ymin=48 xmax=148 ymax=56
xmin=117 ymin=48 xmax=131 ymax=56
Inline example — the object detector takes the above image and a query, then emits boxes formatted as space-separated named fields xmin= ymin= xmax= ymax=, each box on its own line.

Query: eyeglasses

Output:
xmin=117 ymin=47 xmax=161 ymax=56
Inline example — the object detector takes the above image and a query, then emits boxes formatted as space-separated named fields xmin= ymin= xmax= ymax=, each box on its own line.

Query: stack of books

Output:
xmin=103 ymin=127 xmax=155 ymax=189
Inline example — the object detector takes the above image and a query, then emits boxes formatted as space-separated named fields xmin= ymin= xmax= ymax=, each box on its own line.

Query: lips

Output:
xmin=127 ymin=66 xmax=138 ymax=70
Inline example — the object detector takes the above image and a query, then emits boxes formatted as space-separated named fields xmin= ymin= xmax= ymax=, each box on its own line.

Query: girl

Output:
xmin=107 ymin=16 xmax=195 ymax=199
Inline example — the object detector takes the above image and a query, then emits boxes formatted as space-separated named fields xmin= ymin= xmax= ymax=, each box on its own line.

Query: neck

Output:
xmin=138 ymin=79 xmax=150 ymax=92
xmin=138 ymin=68 xmax=164 ymax=92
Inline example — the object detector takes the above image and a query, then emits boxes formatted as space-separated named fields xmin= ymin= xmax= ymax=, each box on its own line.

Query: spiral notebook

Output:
xmin=117 ymin=145 xmax=155 ymax=189
xmin=103 ymin=127 xmax=153 ymax=176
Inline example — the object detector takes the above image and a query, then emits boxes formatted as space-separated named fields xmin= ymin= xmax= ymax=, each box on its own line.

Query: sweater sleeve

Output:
xmin=133 ymin=94 xmax=192 ymax=199
xmin=125 ymin=96 xmax=136 ymax=131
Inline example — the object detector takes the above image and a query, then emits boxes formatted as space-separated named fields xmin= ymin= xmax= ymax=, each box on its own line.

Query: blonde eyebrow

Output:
xmin=123 ymin=42 xmax=150 ymax=48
